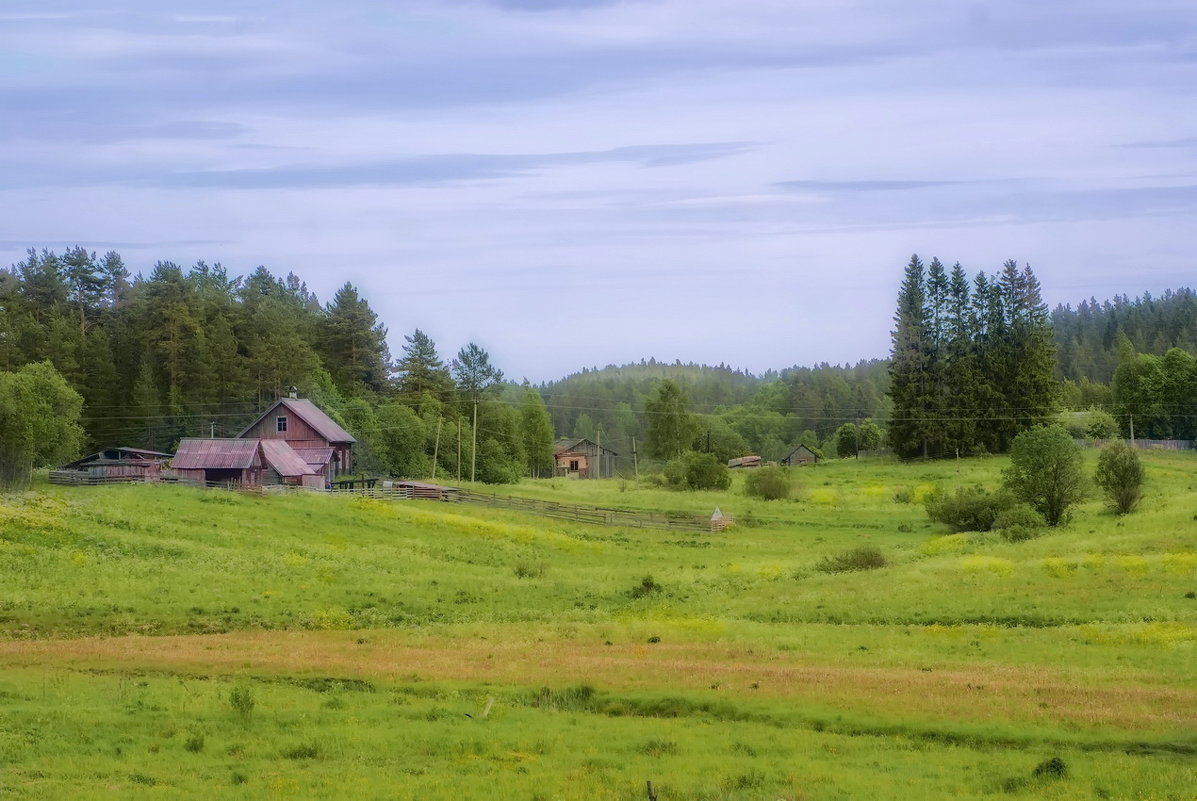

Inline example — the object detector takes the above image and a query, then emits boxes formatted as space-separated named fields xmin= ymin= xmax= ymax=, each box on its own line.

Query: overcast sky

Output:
xmin=2 ymin=1 xmax=1195 ymax=382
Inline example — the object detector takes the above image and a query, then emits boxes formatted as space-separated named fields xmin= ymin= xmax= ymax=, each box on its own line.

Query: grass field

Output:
xmin=0 ymin=452 xmax=1194 ymax=799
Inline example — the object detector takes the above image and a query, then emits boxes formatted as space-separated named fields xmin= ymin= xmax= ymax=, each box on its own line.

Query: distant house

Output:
xmin=553 ymin=438 xmax=618 ymax=479
xmin=780 ymin=444 xmax=819 ymax=466
xmin=51 ymin=446 xmax=173 ymax=484
xmin=727 ymin=455 xmax=762 ymax=469
xmin=236 ymin=391 xmax=355 ymax=481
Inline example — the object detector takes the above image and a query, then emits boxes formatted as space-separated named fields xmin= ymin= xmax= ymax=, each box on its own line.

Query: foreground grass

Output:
xmin=0 ymin=451 xmax=1194 ymax=798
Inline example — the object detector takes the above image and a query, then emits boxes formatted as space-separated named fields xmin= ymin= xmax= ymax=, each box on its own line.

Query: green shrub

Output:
xmin=743 ymin=466 xmax=790 ymax=500
xmin=281 ymin=741 xmax=321 ymax=760
xmin=229 ymin=685 xmax=255 ymax=722
xmin=817 ymin=546 xmax=887 ymax=573
xmin=629 ymin=575 xmax=663 ymax=598
xmin=663 ymin=451 xmax=730 ymax=491
xmin=925 ymin=485 xmax=1017 ymax=532
xmin=1095 ymin=442 xmax=1145 ymax=515
xmin=892 ymin=486 xmax=914 ymax=504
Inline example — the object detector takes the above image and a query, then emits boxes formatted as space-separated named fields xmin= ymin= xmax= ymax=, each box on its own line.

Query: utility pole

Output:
xmin=457 ymin=420 xmax=462 ymax=481
xmin=632 ymin=435 xmax=639 ymax=480
xmin=596 ymin=427 xmax=602 ymax=480
xmin=1129 ymin=413 xmax=1135 ymax=446
xmin=210 ymin=421 xmax=216 ymax=438
xmin=706 ymin=429 xmax=711 ymax=454
xmin=470 ymin=398 xmax=478 ymax=483
xmin=431 ymin=418 xmax=442 ymax=480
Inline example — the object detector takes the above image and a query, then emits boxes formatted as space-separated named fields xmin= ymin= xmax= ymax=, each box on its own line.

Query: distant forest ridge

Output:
xmin=1 ymin=245 xmax=1194 ymax=469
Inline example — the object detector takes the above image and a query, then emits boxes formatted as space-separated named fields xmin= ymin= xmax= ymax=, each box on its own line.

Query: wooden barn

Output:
xmin=173 ymin=438 xmax=327 ymax=488
xmin=553 ymin=438 xmax=618 ymax=479
xmin=51 ymin=447 xmax=173 ymax=484
xmin=172 ymin=439 xmax=263 ymax=487
xmin=237 ymin=392 xmax=355 ymax=481
xmin=780 ymin=444 xmax=820 ymax=466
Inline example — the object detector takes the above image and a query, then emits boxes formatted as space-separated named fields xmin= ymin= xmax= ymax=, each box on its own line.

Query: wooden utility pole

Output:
xmin=632 ymin=436 xmax=639 ymax=480
xmin=470 ymin=398 xmax=478 ymax=483
xmin=431 ymin=418 xmax=442 ymax=480
xmin=457 ymin=420 xmax=462 ymax=481
xmin=1129 ymin=413 xmax=1135 ymax=446
xmin=596 ymin=427 xmax=602 ymax=480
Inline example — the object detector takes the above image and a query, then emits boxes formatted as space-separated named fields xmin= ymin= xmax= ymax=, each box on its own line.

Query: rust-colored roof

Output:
xmin=259 ymin=439 xmax=314 ymax=477
xmin=173 ymin=439 xmax=260 ymax=469
xmin=292 ymin=447 xmax=335 ymax=467
xmin=237 ymin=397 xmax=356 ymax=444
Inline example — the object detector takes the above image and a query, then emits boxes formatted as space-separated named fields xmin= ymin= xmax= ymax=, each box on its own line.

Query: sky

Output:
xmin=1 ymin=0 xmax=1195 ymax=382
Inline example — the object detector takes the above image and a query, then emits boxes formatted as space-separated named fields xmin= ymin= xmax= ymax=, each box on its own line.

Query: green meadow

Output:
xmin=1 ymin=451 xmax=1194 ymax=799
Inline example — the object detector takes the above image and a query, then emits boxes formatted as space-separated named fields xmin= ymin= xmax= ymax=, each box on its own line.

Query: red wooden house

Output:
xmin=236 ymin=393 xmax=356 ymax=481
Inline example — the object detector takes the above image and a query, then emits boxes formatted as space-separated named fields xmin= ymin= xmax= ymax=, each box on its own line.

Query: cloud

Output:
xmin=151 ymin=142 xmax=755 ymax=189
xmin=774 ymin=179 xmax=973 ymax=192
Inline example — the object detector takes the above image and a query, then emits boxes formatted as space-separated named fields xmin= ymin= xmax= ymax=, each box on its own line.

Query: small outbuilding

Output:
xmin=780 ymin=444 xmax=820 ymax=466
xmin=727 ymin=455 xmax=762 ymax=469
xmin=172 ymin=439 xmax=263 ymax=487
xmin=553 ymin=437 xmax=618 ymax=479
xmin=51 ymin=446 xmax=173 ymax=484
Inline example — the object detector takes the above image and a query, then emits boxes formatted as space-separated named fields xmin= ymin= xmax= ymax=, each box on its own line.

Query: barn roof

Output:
xmin=782 ymin=444 xmax=819 ymax=462
xmin=259 ymin=439 xmax=315 ymax=477
xmin=237 ymin=397 xmax=356 ymax=444
xmin=63 ymin=446 xmax=174 ymax=468
xmin=292 ymin=447 xmax=335 ymax=467
xmin=173 ymin=439 xmax=261 ymax=469
xmin=553 ymin=437 xmax=619 ymax=456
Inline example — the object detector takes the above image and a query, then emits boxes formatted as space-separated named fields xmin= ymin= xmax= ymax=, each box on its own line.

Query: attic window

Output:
xmin=276 ymin=416 xmax=288 ymax=433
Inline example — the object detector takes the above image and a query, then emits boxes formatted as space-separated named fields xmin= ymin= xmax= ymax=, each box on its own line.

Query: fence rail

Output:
xmin=1077 ymin=439 xmax=1193 ymax=451
xmin=45 ymin=471 xmax=728 ymax=532
xmin=454 ymin=490 xmax=725 ymax=532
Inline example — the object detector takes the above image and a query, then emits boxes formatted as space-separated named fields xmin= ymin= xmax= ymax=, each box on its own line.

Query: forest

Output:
xmin=1 ymin=246 xmax=1194 ymax=482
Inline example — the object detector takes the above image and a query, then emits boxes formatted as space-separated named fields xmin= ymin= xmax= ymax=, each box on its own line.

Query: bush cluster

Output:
xmin=816 ymin=546 xmax=888 ymax=573
xmin=743 ymin=466 xmax=791 ymax=500
xmin=663 ymin=451 xmax=731 ymax=491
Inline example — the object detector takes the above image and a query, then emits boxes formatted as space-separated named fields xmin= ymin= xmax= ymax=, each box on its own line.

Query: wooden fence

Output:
xmin=454 ymin=490 xmax=726 ymax=532
xmin=45 ymin=471 xmax=728 ymax=532
xmin=1077 ymin=439 xmax=1193 ymax=451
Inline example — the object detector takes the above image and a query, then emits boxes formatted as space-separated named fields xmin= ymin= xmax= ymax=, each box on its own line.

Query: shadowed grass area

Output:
xmin=0 ymin=451 xmax=1194 ymax=798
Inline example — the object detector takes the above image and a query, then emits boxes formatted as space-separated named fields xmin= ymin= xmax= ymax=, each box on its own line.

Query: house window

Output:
xmin=276 ymin=416 xmax=288 ymax=433
xmin=569 ymin=460 xmax=579 ymax=471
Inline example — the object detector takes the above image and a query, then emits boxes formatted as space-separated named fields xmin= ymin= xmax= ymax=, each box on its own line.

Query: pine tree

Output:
xmin=395 ymin=329 xmax=453 ymax=409
xmin=318 ymin=283 xmax=390 ymax=395
xmin=888 ymin=255 xmax=934 ymax=458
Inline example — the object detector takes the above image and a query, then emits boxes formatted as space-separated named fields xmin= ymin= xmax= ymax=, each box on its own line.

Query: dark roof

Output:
xmin=553 ymin=437 xmax=619 ymax=456
xmin=259 ymin=439 xmax=315 ymax=477
xmin=782 ymin=444 xmax=819 ymax=462
xmin=173 ymin=439 xmax=261 ymax=470
xmin=63 ymin=446 xmax=173 ymax=469
xmin=237 ymin=397 xmax=356 ymax=444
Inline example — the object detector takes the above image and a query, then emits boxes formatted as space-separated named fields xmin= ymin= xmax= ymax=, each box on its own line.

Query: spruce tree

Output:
xmin=888 ymin=255 xmax=934 ymax=458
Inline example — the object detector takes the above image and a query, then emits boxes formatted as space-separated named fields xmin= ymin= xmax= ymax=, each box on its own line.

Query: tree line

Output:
xmin=0 ymin=248 xmax=554 ymax=484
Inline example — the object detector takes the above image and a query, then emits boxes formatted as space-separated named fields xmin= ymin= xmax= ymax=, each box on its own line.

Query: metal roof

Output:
xmin=553 ymin=437 xmax=619 ymax=456
xmin=237 ymin=397 xmax=356 ymax=444
xmin=173 ymin=439 xmax=261 ymax=469
xmin=63 ymin=446 xmax=173 ymax=469
xmin=259 ymin=439 xmax=315 ymax=477
xmin=292 ymin=447 xmax=335 ymax=467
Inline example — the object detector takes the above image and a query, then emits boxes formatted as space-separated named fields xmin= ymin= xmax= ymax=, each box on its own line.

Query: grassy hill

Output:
xmin=0 ymin=452 xmax=1194 ymax=799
